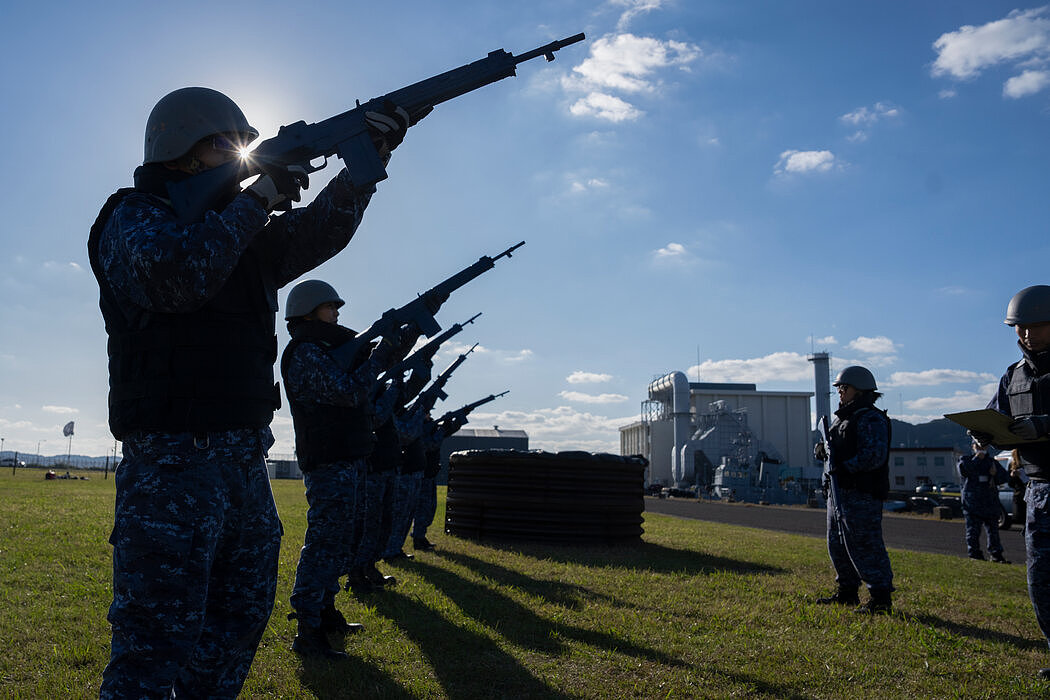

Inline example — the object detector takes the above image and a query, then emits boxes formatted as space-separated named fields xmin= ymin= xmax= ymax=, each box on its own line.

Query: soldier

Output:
xmin=410 ymin=412 xmax=467 ymax=551
xmin=957 ymin=440 xmax=1009 ymax=562
xmin=814 ymin=365 xmax=894 ymax=614
xmin=281 ymin=280 xmax=410 ymax=658
xmin=381 ymin=404 xmax=427 ymax=561
xmin=983 ymin=285 xmax=1050 ymax=680
xmin=89 ymin=86 xmax=413 ymax=697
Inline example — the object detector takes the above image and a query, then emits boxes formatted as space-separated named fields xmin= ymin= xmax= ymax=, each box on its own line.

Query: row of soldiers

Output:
xmin=280 ymin=278 xmax=500 ymax=658
xmin=88 ymin=84 xmax=504 ymax=697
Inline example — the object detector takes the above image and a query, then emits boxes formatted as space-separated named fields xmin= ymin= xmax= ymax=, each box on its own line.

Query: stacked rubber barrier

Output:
xmin=445 ymin=449 xmax=648 ymax=543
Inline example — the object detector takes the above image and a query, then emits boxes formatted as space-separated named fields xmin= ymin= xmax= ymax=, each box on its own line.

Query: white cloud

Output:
xmin=611 ymin=0 xmax=664 ymax=31
xmin=564 ymin=32 xmax=701 ymax=122
xmin=691 ymin=351 xmax=814 ymax=384
xmin=504 ymin=349 xmax=534 ymax=363
xmin=932 ymin=7 xmax=1050 ymax=98
xmin=904 ymin=389 xmax=994 ymax=414
xmin=884 ymin=369 xmax=997 ymax=387
xmin=558 ymin=390 xmax=629 ymax=404
xmin=570 ymin=92 xmax=642 ymax=122
xmin=1004 ymin=68 xmax=1050 ymax=97
xmin=653 ymin=242 xmax=690 ymax=261
xmin=840 ymin=102 xmax=900 ymax=126
xmin=569 ymin=177 xmax=611 ymax=194
xmin=846 ymin=335 xmax=899 ymax=356
xmin=479 ymin=405 xmax=636 ymax=453
xmin=938 ymin=88 xmax=958 ymax=99
xmin=567 ymin=371 xmax=613 ymax=384
xmin=774 ymin=149 xmax=837 ymax=175
xmin=570 ymin=33 xmax=701 ymax=93
xmin=808 ymin=335 xmax=838 ymax=346
xmin=42 ymin=405 xmax=78 ymax=415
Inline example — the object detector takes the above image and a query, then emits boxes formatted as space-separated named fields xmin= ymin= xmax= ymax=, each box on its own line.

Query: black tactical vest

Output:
xmin=1005 ymin=360 xmax=1050 ymax=480
xmin=829 ymin=400 xmax=891 ymax=499
xmin=280 ymin=323 xmax=376 ymax=471
xmin=88 ymin=190 xmax=280 ymax=439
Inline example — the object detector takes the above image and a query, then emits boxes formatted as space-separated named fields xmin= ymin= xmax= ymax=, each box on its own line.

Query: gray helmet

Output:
xmin=833 ymin=365 xmax=878 ymax=391
xmin=1005 ymin=285 xmax=1050 ymax=326
xmin=285 ymin=280 xmax=344 ymax=319
xmin=143 ymin=87 xmax=258 ymax=164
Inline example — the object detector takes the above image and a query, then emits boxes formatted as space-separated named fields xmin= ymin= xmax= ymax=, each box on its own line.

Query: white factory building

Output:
xmin=619 ymin=369 xmax=817 ymax=490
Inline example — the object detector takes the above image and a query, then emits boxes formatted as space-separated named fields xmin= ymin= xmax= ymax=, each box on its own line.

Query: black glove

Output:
xmin=1009 ymin=416 xmax=1050 ymax=441
xmin=246 ymin=165 xmax=309 ymax=211
xmin=365 ymin=101 xmax=411 ymax=154
xmin=968 ymin=429 xmax=994 ymax=448
xmin=814 ymin=442 xmax=827 ymax=462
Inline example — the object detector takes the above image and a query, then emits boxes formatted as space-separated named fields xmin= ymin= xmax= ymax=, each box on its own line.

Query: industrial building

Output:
xmin=619 ymin=369 xmax=817 ymax=497
xmin=889 ymin=447 xmax=962 ymax=491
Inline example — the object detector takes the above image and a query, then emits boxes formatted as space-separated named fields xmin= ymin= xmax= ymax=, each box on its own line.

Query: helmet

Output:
xmin=833 ymin=365 xmax=878 ymax=391
xmin=285 ymin=280 xmax=344 ymax=319
xmin=143 ymin=87 xmax=258 ymax=164
xmin=1005 ymin=285 xmax=1050 ymax=326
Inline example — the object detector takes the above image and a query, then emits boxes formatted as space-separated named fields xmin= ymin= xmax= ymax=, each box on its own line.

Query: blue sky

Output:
xmin=2 ymin=0 xmax=1049 ymax=460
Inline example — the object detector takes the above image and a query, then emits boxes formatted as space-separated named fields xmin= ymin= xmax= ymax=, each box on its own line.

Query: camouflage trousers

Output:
xmin=352 ymin=469 xmax=395 ymax=568
xmin=411 ymin=476 xmax=438 ymax=541
xmin=290 ymin=459 xmax=366 ymax=627
xmin=381 ymin=470 xmax=422 ymax=558
xmin=100 ymin=430 xmax=282 ymax=700
xmin=962 ymin=496 xmax=1003 ymax=558
xmin=1026 ymin=481 xmax=1050 ymax=649
xmin=826 ymin=487 xmax=893 ymax=591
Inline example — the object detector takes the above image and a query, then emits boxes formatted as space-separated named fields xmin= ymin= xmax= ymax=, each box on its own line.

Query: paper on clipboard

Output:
xmin=944 ymin=408 xmax=1050 ymax=446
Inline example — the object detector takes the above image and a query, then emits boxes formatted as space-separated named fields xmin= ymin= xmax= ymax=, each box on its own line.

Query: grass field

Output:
xmin=0 ymin=467 xmax=1046 ymax=699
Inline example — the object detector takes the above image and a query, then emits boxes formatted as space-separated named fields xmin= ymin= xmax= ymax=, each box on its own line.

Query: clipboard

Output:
xmin=943 ymin=408 xmax=1050 ymax=447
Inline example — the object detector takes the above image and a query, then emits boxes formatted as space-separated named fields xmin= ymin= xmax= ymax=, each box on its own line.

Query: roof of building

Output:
xmin=450 ymin=428 xmax=528 ymax=439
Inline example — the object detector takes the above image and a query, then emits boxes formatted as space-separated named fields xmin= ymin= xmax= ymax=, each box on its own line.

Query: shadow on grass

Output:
xmin=904 ymin=612 xmax=1047 ymax=651
xmin=297 ymin=647 xmax=414 ymax=700
xmin=408 ymin=556 xmax=688 ymax=667
xmin=368 ymin=588 xmax=574 ymax=699
xmin=449 ymin=537 xmax=787 ymax=577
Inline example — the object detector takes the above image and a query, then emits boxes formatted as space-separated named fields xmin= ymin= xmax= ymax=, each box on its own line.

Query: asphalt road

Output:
xmin=644 ymin=496 xmax=1027 ymax=563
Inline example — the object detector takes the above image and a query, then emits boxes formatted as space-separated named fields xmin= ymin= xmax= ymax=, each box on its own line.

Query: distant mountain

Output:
xmin=889 ymin=418 xmax=972 ymax=451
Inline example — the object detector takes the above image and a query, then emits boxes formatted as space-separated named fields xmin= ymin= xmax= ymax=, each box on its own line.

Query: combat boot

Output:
xmin=990 ymin=552 xmax=1011 ymax=564
xmin=320 ymin=604 xmax=364 ymax=636
xmin=384 ymin=550 xmax=414 ymax=562
xmin=816 ymin=586 xmax=860 ymax=606
xmin=364 ymin=563 xmax=397 ymax=587
xmin=855 ymin=588 xmax=892 ymax=615
xmin=345 ymin=567 xmax=375 ymax=594
xmin=1038 ymin=668 xmax=1050 ymax=681
xmin=413 ymin=536 xmax=436 ymax=551
xmin=292 ymin=621 xmax=349 ymax=660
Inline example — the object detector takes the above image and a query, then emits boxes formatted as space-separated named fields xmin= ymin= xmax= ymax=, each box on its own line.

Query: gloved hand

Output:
xmin=814 ymin=442 xmax=827 ymax=462
xmin=365 ymin=101 xmax=411 ymax=154
xmin=968 ymin=429 xmax=994 ymax=447
xmin=1009 ymin=416 xmax=1050 ymax=441
xmin=246 ymin=165 xmax=309 ymax=211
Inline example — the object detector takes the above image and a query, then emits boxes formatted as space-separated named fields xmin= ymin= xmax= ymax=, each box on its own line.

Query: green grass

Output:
xmin=0 ymin=468 xmax=1045 ymax=698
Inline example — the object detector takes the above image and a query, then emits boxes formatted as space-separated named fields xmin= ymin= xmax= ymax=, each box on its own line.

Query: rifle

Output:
xmin=414 ymin=342 xmax=478 ymax=411
xmin=818 ymin=415 xmax=849 ymax=538
xmin=328 ymin=241 xmax=522 ymax=368
xmin=167 ymin=34 xmax=586 ymax=224
xmin=378 ymin=312 xmax=481 ymax=392
xmin=437 ymin=390 xmax=509 ymax=431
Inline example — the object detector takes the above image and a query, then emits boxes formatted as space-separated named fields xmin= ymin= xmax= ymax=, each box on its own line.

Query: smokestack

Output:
xmin=808 ymin=352 xmax=831 ymax=429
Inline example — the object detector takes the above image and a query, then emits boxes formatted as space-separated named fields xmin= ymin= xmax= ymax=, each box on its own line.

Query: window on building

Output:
xmin=934 ymin=456 xmax=945 ymax=466
xmin=895 ymin=476 xmax=905 ymax=486
xmin=894 ymin=456 xmax=904 ymax=466
xmin=917 ymin=456 xmax=927 ymax=466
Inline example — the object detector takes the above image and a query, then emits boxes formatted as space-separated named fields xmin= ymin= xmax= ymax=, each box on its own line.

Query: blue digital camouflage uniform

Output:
xmin=827 ymin=405 xmax=894 ymax=593
xmin=95 ymin=168 xmax=374 ymax=699
xmin=381 ymin=407 xmax=425 ymax=558
xmin=410 ymin=416 xmax=458 ymax=543
xmin=989 ymin=358 xmax=1050 ymax=650
xmin=284 ymin=340 xmax=379 ymax=629
xmin=958 ymin=451 xmax=1006 ymax=558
